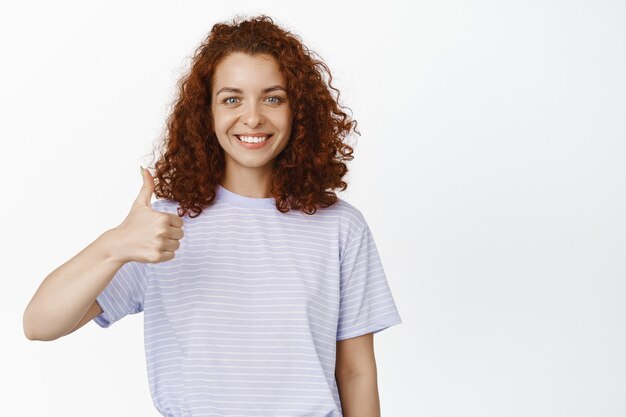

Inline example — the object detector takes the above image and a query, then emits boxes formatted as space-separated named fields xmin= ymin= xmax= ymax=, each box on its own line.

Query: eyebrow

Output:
xmin=215 ymin=85 xmax=287 ymax=96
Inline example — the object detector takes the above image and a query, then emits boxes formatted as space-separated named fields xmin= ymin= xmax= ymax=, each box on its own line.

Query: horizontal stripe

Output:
xmin=94 ymin=184 xmax=401 ymax=416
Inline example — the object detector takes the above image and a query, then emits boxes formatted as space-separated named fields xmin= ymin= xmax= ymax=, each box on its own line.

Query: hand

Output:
xmin=112 ymin=167 xmax=185 ymax=264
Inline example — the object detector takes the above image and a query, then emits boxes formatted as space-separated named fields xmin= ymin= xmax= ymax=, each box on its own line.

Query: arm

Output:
xmin=23 ymin=228 xmax=125 ymax=341
xmin=24 ymin=168 xmax=185 ymax=341
xmin=335 ymin=332 xmax=381 ymax=417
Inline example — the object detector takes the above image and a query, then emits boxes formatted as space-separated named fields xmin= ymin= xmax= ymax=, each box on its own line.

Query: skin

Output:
xmin=210 ymin=52 xmax=292 ymax=198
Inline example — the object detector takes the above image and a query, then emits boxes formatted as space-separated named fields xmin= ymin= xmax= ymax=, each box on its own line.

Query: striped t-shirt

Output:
xmin=94 ymin=183 xmax=402 ymax=417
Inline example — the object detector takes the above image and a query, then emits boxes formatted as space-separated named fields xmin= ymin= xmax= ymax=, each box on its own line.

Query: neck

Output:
xmin=221 ymin=167 xmax=273 ymax=198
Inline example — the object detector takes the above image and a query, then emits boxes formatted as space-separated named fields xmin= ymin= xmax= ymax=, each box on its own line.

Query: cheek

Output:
xmin=280 ymin=112 xmax=292 ymax=132
xmin=213 ymin=115 xmax=235 ymax=134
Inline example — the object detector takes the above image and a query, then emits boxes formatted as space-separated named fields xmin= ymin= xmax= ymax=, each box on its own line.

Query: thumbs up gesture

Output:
xmin=112 ymin=167 xmax=185 ymax=264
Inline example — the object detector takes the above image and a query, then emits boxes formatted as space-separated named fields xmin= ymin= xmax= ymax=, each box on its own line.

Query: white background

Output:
xmin=3 ymin=1 xmax=625 ymax=416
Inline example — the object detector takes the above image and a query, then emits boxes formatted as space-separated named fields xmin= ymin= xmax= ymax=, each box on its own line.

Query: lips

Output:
xmin=235 ymin=134 xmax=273 ymax=141
xmin=235 ymin=133 xmax=272 ymax=137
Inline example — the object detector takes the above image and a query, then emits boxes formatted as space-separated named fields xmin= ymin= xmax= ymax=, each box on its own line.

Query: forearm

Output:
xmin=336 ymin=372 xmax=381 ymax=417
xmin=23 ymin=228 xmax=125 ymax=341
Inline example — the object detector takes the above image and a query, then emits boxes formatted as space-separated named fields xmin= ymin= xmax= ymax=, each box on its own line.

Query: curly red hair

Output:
xmin=146 ymin=14 xmax=360 ymax=217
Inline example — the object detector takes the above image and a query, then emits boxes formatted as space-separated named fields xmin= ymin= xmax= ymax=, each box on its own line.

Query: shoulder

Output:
xmin=325 ymin=197 xmax=371 ymax=260
xmin=327 ymin=197 xmax=374 ymax=265
xmin=329 ymin=196 xmax=368 ymax=231
xmin=151 ymin=198 xmax=180 ymax=214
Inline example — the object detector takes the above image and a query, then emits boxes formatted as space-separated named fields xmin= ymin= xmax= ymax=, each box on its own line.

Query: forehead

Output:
xmin=212 ymin=52 xmax=285 ymax=92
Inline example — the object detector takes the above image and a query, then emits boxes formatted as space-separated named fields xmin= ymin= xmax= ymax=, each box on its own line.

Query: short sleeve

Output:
xmin=336 ymin=219 xmax=402 ymax=341
xmin=93 ymin=261 xmax=148 ymax=328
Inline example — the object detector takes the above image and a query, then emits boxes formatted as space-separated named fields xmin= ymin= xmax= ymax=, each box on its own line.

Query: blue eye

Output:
xmin=220 ymin=96 xmax=284 ymax=105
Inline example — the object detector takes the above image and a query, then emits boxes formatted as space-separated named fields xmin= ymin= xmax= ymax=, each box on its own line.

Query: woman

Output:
xmin=24 ymin=14 xmax=402 ymax=417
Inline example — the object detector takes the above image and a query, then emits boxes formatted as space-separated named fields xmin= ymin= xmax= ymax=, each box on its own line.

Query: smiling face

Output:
xmin=210 ymin=52 xmax=292 ymax=184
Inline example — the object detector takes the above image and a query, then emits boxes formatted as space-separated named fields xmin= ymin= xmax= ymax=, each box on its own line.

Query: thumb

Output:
xmin=134 ymin=166 xmax=155 ymax=208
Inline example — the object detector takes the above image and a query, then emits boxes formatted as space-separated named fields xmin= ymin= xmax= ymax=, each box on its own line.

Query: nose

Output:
xmin=241 ymin=100 xmax=263 ymax=127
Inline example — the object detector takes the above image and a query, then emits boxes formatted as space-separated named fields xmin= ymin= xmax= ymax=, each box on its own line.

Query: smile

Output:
xmin=234 ymin=134 xmax=273 ymax=149
xmin=236 ymin=135 xmax=271 ymax=143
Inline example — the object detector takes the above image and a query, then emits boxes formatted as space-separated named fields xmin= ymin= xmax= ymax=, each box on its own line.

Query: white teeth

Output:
xmin=237 ymin=135 xmax=269 ymax=143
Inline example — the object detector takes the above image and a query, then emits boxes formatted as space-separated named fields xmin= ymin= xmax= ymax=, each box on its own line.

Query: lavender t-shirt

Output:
xmin=94 ymin=184 xmax=402 ymax=417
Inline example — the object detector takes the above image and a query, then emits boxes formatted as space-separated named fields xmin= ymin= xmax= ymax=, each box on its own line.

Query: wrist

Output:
xmin=99 ymin=227 xmax=127 ymax=265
